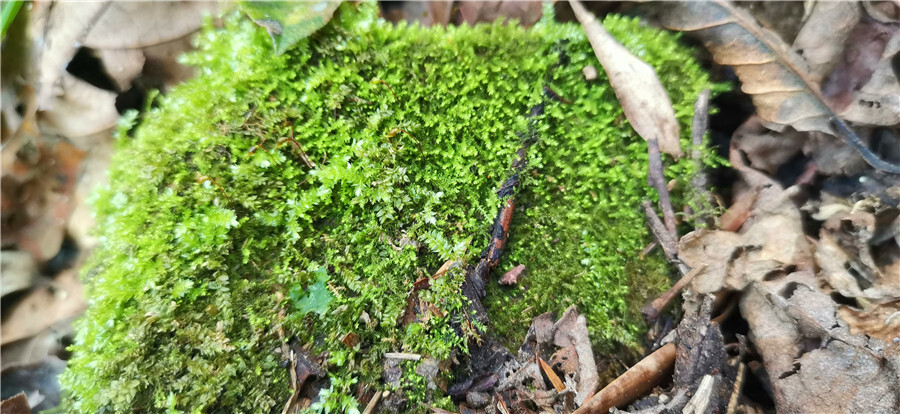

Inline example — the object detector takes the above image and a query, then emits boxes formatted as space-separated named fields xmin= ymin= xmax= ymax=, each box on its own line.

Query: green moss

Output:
xmin=61 ymin=4 xmax=720 ymax=412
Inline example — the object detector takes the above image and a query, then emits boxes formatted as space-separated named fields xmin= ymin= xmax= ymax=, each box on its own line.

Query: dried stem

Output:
xmin=574 ymin=342 xmax=677 ymax=414
xmin=647 ymin=138 xmax=677 ymax=235
xmin=642 ymin=264 xmax=706 ymax=322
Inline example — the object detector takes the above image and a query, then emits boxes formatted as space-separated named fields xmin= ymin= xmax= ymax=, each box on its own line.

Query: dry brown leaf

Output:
xmin=740 ymin=271 xmax=900 ymax=413
xmin=552 ymin=306 xmax=598 ymax=405
xmin=32 ymin=2 xmax=110 ymax=110
xmin=836 ymin=30 xmax=900 ymax=126
xmin=384 ymin=1 xmax=453 ymax=27
xmin=731 ymin=116 xmax=806 ymax=176
xmin=0 ymin=269 xmax=87 ymax=345
xmin=456 ymin=1 xmax=543 ymax=27
xmin=660 ymin=0 xmax=900 ymax=173
xmin=570 ymin=0 xmax=682 ymax=158
xmin=538 ymin=357 xmax=566 ymax=393
xmin=680 ymin=150 xmax=813 ymax=294
xmin=791 ymin=1 xmax=861 ymax=83
xmin=82 ymin=2 xmax=217 ymax=49
xmin=1 ymin=250 xmax=37 ymax=297
xmin=837 ymin=301 xmax=900 ymax=343
xmin=37 ymin=74 xmax=119 ymax=138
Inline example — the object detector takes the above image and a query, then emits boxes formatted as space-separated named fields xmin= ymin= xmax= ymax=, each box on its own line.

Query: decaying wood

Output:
xmin=573 ymin=342 xmax=677 ymax=414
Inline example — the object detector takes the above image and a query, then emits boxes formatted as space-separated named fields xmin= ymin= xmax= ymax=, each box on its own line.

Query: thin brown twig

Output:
xmin=641 ymin=200 xmax=687 ymax=275
xmin=647 ymin=138 xmax=677 ymax=235
xmin=642 ymin=264 xmax=706 ymax=322
xmin=690 ymin=89 xmax=716 ymax=226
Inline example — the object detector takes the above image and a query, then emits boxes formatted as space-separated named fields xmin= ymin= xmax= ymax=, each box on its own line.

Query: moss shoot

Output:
xmin=62 ymin=4 xmax=717 ymax=412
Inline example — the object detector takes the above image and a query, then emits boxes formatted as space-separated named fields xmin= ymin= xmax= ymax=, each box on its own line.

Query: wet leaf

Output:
xmin=571 ymin=0 xmax=682 ymax=158
xmin=241 ymin=1 xmax=340 ymax=55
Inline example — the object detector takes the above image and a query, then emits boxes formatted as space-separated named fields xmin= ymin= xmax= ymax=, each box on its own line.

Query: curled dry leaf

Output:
xmin=37 ymin=74 xmax=119 ymax=138
xmin=679 ymin=161 xmax=813 ymax=294
xmin=660 ymin=0 xmax=900 ymax=173
xmin=570 ymin=0 xmax=682 ymax=158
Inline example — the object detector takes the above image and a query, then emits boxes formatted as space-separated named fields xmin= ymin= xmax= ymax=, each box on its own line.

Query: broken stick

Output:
xmin=573 ymin=342 xmax=677 ymax=414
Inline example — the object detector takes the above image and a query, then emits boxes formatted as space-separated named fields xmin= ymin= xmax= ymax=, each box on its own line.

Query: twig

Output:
xmin=384 ymin=352 xmax=421 ymax=361
xmin=362 ymin=390 xmax=387 ymax=414
xmin=642 ymin=264 xmax=706 ymax=322
xmin=689 ymin=89 xmax=716 ymax=226
xmin=647 ymin=138 xmax=677 ymax=235
xmin=574 ymin=342 xmax=677 ymax=414
xmin=641 ymin=200 xmax=688 ymax=275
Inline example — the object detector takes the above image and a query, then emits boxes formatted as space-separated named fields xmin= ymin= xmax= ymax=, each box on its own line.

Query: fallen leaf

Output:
xmin=0 ymin=269 xmax=86 ymax=345
xmin=82 ymin=2 xmax=216 ymax=49
xmin=499 ymin=264 xmax=526 ymax=285
xmin=382 ymin=1 xmax=453 ymax=27
xmin=0 ymin=250 xmax=36 ymax=297
xmin=837 ymin=300 xmax=900 ymax=343
xmin=456 ymin=1 xmax=543 ymax=27
xmin=660 ymin=0 xmax=900 ymax=173
xmin=833 ymin=29 xmax=900 ymax=126
xmin=37 ymin=73 xmax=119 ymax=138
xmin=1 ymin=392 xmax=31 ymax=414
xmin=241 ymin=1 xmax=340 ymax=55
xmin=32 ymin=2 xmax=110 ymax=110
xmin=791 ymin=1 xmax=861 ymax=83
xmin=341 ymin=332 xmax=360 ymax=348
xmin=552 ymin=306 xmax=598 ymax=405
xmin=731 ymin=115 xmax=806 ymax=176
xmin=740 ymin=271 xmax=900 ymax=413
xmin=570 ymin=0 xmax=682 ymax=158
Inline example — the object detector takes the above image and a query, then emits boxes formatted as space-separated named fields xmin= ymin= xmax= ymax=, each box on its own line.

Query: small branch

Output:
xmin=384 ymin=352 xmax=421 ymax=361
xmin=689 ymin=89 xmax=716 ymax=227
xmin=647 ymin=138 xmax=677 ymax=235
xmin=691 ymin=89 xmax=710 ymax=158
xmin=362 ymin=390 xmax=387 ymax=414
xmin=642 ymin=264 xmax=706 ymax=322
xmin=574 ymin=342 xmax=677 ymax=414
xmin=641 ymin=200 xmax=687 ymax=275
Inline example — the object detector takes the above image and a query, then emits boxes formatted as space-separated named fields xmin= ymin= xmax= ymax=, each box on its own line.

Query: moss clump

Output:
xmin=62 ymin=4 xmax=717 ymax=412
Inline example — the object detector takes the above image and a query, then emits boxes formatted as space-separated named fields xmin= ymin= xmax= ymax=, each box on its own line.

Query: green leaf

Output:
xmin=1 ymin=1 xmax=22 ymax=42
xmin=240 ymin=1 xmax=340 ymax=55
xmin=291 ymin=267 xmax=334 ymax=316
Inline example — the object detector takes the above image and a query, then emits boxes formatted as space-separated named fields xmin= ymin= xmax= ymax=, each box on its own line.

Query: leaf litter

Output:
xmin=4 ymin=1 xmax=900 ymax=412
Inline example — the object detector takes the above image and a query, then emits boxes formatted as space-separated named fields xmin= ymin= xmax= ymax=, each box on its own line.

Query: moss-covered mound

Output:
xmin=62 ymin=4 xmax=715 ymax=412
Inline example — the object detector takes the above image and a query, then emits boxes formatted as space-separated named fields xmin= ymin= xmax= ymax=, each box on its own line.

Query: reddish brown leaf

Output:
xmin=499 ymin=264 xmax=526 ymax=285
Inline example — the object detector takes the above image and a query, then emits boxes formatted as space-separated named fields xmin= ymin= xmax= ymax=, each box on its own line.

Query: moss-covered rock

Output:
xmin=62 ymin=4 xmax=718 ymax=412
